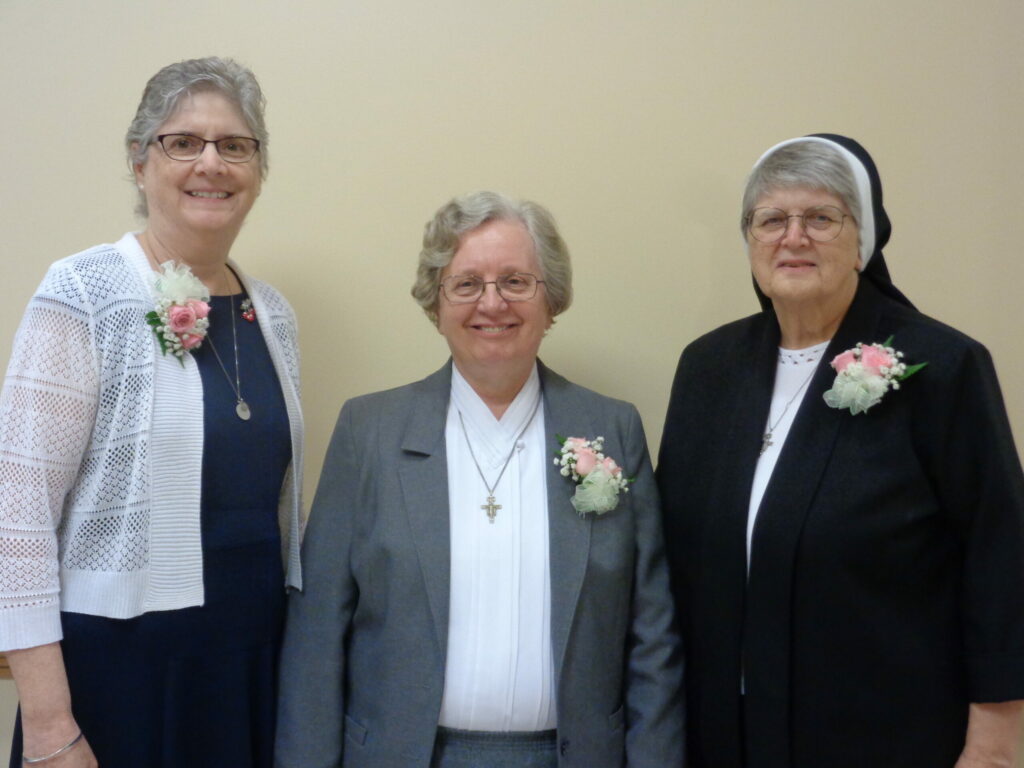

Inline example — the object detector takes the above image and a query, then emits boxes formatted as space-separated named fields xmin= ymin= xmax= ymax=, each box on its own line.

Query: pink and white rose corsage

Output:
xmin=822 ymin=338 xmax=926 ymax=415
xmin=145 ymin=261 xmax=211 ymax=364
xmin=554 ymin=435 xmax=631 ymax=515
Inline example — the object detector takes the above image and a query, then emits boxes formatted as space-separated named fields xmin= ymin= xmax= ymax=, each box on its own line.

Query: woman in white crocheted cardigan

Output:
xmin=0 ymin=58 xmax=303 ymax=768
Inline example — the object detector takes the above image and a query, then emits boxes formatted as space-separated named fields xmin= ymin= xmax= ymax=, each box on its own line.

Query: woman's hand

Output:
xmin=954 ymin=701 xmax=1024 ymax=768
xmin=6 ymin=643 xmax=98 ymax=766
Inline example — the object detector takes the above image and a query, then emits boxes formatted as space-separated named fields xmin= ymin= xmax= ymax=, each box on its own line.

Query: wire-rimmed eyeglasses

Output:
xmin=746 ymin=205 xmax=850 ymax=244
xmin=155 ymin=134 xmax=261 ymax=163
xmin=440 ymin=273 xmax=545 ymax=304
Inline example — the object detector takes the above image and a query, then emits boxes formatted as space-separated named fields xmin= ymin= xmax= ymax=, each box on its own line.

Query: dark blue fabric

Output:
xmin=11 ymin=292 xmax=291 ymax=768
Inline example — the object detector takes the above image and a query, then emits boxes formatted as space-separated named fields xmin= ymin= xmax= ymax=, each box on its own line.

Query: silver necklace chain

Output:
xmin=457 ymin=396 xmax=542 ymax=524
xmin=205 ymin=293 xmax=251 ymax=421
xmin=760 ymin=352 xmax=823 ymax=456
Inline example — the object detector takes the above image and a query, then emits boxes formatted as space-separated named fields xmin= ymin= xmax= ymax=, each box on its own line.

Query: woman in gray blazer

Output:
xmin=276 ymin=191 xmax=683 ymax=768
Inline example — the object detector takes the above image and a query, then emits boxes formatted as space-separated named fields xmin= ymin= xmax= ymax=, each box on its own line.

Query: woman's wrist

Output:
xmin=5 ymin=644 xmax=84 ymax=762
xmin=957 ymin=701 xmax=1024 ymax=768
xmin=22 ymin=730 xmax=83 ymax=764
xmin=19 ymin=711 xmax=80 ymax=757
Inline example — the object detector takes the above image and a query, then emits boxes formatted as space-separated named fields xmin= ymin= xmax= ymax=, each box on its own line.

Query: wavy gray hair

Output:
xmin=741 ymin=140 xmax=862 ymax=236
xmin=411 ymin=191 xmax=573 ymax=327
xmin=125 ymin=57 xmax=268 ymax=217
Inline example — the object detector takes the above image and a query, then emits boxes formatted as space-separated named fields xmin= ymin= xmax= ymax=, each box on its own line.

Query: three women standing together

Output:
xmin=0 ymin=57 xmax=1022 ymax=768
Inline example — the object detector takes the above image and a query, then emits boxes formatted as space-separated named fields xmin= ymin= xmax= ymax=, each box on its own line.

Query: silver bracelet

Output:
xmin=22 ymin=731 xmax=84 ymax=764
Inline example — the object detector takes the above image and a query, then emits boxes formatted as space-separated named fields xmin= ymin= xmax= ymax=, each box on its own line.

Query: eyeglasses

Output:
xmin=747 ymin=205 xmax=850 ymax=244
xmin=440 ymin=273 xmax=545 ymax=304
xmin=155 ymin=134 xmax=261 ymax=163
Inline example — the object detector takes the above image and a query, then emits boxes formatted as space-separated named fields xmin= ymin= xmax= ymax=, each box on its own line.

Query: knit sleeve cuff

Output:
xmin=0 ymin=601 xmax=63 ymax=652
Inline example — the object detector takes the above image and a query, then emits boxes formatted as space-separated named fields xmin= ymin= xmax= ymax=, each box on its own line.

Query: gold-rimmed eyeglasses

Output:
xmin=440 ymin=273 xmax=545 ymax=304
xmin=155 ymin=133 xmax=261 ymax=163
xmin=746 ymin=205 xmax=850 ymax=244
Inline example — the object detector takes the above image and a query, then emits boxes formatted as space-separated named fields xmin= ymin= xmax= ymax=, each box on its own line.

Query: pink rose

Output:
xmin=180 ymin=333 xmax=204 ymax=350
xmin=167 ymin=304 xmax=198 ymax=334
xmin=601 ymin=457 xmax=621 ymax=477
xmin=831 ymin=348 xmax=857 ymax=373
xmin=187 ymin=299 xmax=210 ymax=319
xmin=859 ymin=344 xmax=896 ymax=376
xmin=574 ymin=447 xmax=598 ymax=476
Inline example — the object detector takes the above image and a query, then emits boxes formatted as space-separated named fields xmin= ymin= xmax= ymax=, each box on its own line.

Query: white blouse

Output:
xmin=746 ymin=341 xmax=829 ymax=569
xmin=438 ymin=363 xmax=556 ymax=731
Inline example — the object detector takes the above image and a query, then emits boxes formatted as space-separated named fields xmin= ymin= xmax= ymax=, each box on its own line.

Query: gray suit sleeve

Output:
xmin=621 ymin=406 xmax=686 ymax=766
xmin=276 ymin=403 xmax=360 ymax=768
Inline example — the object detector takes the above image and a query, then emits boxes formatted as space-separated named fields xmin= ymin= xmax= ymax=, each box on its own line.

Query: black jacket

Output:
xmin=657 ymin=278 xmax=1024 ymax=767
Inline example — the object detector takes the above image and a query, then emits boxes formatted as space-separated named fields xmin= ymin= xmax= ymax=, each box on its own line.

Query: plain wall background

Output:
xmin=2 ymin=0 xmax=1022 ymax=758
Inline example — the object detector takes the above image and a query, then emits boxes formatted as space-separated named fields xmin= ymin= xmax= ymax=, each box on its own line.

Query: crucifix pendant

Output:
xmin=760 ymin=431 xmax=773 ymax=456
xmin=481 ymin=495 xmax=501 ymax=523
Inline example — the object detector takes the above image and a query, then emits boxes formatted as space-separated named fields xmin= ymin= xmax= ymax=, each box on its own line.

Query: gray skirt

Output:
xmin=431 ymin=727 xmax=558 ymax=768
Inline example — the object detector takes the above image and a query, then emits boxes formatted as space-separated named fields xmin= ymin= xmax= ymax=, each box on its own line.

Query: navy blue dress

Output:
xmin=11 ymin=292 xmax=291 ymax=768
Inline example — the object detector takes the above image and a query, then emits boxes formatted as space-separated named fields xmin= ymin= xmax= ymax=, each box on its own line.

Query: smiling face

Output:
xmin=437 ymin=218 xmax=552 ymax=391
xmin=134 ymin=90 xmax=261 ymax=243
xmin=748 ymin=186 xmax=861 ymax=315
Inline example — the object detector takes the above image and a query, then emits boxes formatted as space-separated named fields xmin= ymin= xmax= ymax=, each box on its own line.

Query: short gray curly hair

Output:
xmin=740 ymin=140 xmax=861 ymax=235
xmin=411 ymin=191 xmax=573 ymax=326
xmin=125 ymin=57 xmax=268 ymax=217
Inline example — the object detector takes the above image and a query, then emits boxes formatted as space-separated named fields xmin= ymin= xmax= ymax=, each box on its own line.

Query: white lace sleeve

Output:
xmin=0 ymin=264 xmax=99 ymax=650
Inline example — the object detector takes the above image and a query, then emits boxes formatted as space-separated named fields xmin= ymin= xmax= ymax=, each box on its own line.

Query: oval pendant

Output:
xmin=236 ymin=400 xmax=252 ymax=421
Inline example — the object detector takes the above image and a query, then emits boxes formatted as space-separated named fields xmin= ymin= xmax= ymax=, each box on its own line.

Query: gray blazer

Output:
xmin=275 ymin=361 xmax=684 ymax=768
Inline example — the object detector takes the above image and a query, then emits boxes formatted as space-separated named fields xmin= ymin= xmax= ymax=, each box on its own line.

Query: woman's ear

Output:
xmin=131 ymin=143 xmax=145 ymax=187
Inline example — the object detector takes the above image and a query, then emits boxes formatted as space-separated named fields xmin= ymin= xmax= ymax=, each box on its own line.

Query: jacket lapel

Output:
xmin=743 ymin=280 xmax=887 ymax=765
xmin=397 ymin=363 xmax=454 ymax=660
xmin=695 ymin=314 xmax=777 ymax=766
xmin=538 ymin=362 xmax=595 ymax=682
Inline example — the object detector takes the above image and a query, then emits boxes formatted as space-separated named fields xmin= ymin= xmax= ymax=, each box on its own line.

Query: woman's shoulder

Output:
xmin=318 ymin=370 xmax=448 ymax=455
xmin=52 ymin=240 xmax=123 ymax=268
xmin=690 ymin=312 xmax=763 ymax=348
xmin=332 ymin=368 xmax=446 ymax=424
xmin=670 ymin=312 xmax=767 ymax=379
xmin=877 ymin=298 xmax=993 ymax=373
xmin=36 ymin=238 xmax=146 ymax=309
xmin=539 ymin=362 xmax=638 ymax=417
xmin=347 ymin=379 xmax=422 ymax=408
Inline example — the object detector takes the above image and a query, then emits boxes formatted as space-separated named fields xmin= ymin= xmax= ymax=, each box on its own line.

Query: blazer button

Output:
xmin=559 ymin=739 xmax=570 ymax=756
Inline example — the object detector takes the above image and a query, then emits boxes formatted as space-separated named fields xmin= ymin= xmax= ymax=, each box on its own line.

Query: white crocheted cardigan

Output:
xmin=0 ymin=233 xmax=304 ymax=651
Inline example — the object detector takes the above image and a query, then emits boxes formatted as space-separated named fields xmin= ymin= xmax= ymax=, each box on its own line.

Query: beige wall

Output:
xmin=1 ymin=0 xmax=1022 ymax=756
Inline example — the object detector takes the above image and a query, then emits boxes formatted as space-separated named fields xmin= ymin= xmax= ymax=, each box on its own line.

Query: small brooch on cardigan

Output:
xmin=822 ymin=337 xmax=927 ymax=415
xmin=145 ymin=261 xmax=210 ymax=364
xmin=554 ymin=435 xmax=631 ymax=515
xmin=240 ymin=298 xmax=256 ymax=322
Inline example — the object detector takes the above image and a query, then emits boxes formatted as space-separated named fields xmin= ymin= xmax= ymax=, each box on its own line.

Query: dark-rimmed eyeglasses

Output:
xmin=746 ymin=205 xmax=850 ymax=244
xmin=154 ymin=134 xmax=261 ymax=163
xmin=440 ymin=273 xmax=545 ymax=304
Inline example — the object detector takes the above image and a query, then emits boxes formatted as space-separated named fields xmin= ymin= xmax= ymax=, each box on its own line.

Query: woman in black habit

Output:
xmin=657 ymin=133 xmax=1024 ymax=768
